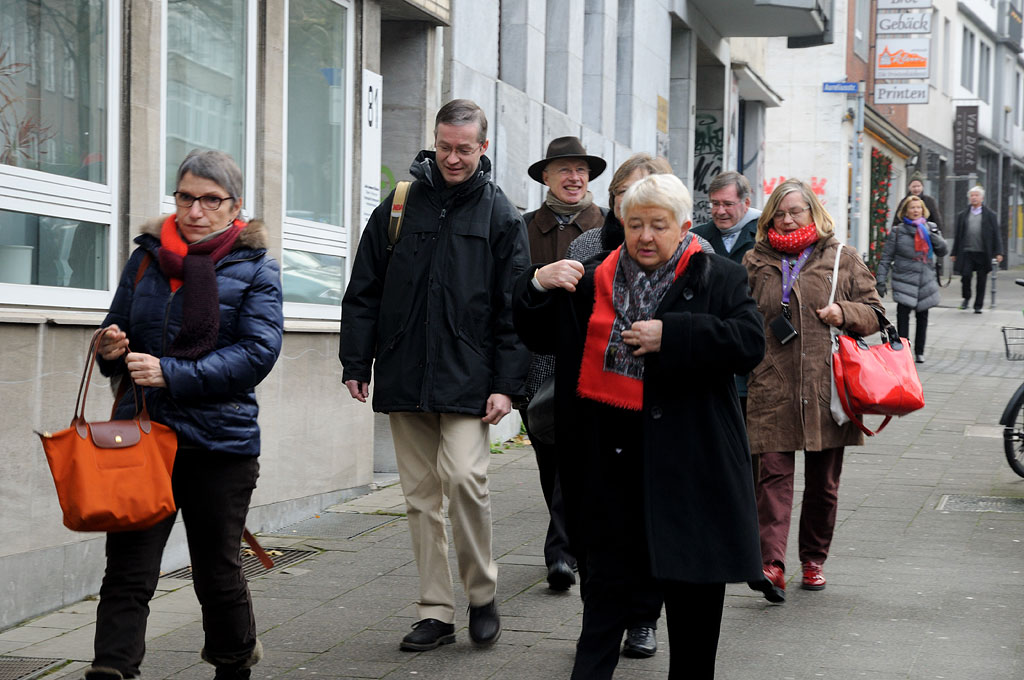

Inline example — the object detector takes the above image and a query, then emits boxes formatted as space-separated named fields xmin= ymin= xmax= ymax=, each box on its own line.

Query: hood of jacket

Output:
xmin=138 ymin=215 xmax=269 ymax=251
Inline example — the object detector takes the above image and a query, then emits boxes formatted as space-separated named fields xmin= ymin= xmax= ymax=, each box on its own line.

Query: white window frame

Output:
xmin=159 ymin=0 xmax=257 ymax=217
xmin=280 ymin=0 xmax=354 ymax=321
xmin=0 ymin=1 xmax=121 ymax=309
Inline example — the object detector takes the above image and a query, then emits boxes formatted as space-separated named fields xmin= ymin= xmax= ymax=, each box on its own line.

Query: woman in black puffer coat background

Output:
xmin=875 ymin=195 xmax=948 ymax=363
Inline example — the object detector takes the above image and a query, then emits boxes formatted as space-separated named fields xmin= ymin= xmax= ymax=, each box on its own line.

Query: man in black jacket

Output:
xmin=952 ymin=186 xmax=1004 ymax=313
xmin=340 ymin=100 xmax=530 ymax=652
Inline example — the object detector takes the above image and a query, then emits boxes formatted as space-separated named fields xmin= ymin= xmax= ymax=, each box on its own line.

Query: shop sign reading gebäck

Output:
xmin=877 ymin=0 xmax=932 ymax=9
xmin=874 ymin=38 xmax=930 ymax=80
xmin=876 ymin=11 xmax=932 ymax=34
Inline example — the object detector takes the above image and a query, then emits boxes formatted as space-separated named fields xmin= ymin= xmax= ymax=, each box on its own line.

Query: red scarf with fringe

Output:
xmin=576 ymin=237 xmax=703 ymax=411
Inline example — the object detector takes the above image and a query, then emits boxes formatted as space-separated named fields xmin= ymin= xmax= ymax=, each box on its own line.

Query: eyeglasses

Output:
xmin=174 ymin=191 xmax=235 ymax=211
xmin=434 ymin=143 xmax=483 ymax=159
xmin=772 ymin=206 xmax=811 ymax=221
xmin=710 ymin=200 xmax=740 ymax=209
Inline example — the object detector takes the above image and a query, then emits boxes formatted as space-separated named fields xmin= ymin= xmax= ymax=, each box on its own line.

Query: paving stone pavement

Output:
xmin=3 ymin=270 xmax=1024 ymax=679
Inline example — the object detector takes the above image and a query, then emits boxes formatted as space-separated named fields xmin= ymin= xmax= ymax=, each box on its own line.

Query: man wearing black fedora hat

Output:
xmin=518 ymin=137 xmax=608 ymax=594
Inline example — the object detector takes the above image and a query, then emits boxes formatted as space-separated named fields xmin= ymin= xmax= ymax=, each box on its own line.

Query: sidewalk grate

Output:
xmin=937 ymin=495 xmax=1024 ymax=513
xmin=0 ymin=657 xmax=65 ymax=680
xmin=162 ymin=547 xmax=316 ymax=580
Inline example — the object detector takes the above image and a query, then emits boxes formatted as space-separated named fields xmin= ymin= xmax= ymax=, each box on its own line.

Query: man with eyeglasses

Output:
xmin=692 ymin=171 xmax=762 ymax=417
xmin=340 ymin=99 xmax=530 ymax=653
xmin=517 ymin=137 xmax=607 ymax=595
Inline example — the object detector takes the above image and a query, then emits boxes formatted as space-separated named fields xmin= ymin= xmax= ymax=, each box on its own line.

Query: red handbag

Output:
xmin=832 ymin=311 xmax=925 ymax=436
xmin=36 ymin=327 xmax=178 ymax=532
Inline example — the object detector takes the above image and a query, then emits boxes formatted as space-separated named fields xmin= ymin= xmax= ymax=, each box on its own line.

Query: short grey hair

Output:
xmin=176 ymin=149 xmax=243 ymax=201
xmin=708 ymin=170 xmax=751 ymax=201
xmin=621 ymin=173 xmax=692 ymax=227
xmin=434 ymin=99 xmax=488 ymax=143
xmin=968 ymin=185 xmax=985 ymax=199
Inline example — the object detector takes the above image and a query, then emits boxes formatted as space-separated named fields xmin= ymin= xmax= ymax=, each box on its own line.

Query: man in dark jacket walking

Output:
xmin=340 ymin=100 xmax=530 ymax=652
xmin=691 ymin=171 xmax=760 ymax=416
xmin=952 ymin=186 xmax=1004 ymax=313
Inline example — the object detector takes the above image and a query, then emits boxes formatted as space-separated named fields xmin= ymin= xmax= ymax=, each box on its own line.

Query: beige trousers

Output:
xmin=389 ymin=412 xmax=498 ymax=623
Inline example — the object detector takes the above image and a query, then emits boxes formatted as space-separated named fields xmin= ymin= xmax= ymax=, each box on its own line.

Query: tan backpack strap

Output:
xmin=387 ymin=181 xmax=412 ymax=252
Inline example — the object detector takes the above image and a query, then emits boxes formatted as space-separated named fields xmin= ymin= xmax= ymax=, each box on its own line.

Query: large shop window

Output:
xmin=165 ymin=0 xmax=253 ymax=198
xmin=0 ymin=0 xmax=118 ymax=307
xmin=283 ymin=0 xmax=352 ymax=315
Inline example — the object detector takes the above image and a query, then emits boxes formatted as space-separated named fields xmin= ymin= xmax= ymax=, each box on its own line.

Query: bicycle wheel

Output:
xmin=1003 ymin=390 xmax=1024 ymax=478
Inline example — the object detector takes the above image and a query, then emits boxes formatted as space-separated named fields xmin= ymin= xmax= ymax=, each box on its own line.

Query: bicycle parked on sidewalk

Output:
xmin=998 ymin=278 xmax=1024 ymax=478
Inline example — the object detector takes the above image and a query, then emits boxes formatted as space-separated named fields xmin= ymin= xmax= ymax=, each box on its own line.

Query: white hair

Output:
xmin=621 ymin=173 xmax=693 ymax=226
xmin=968 ymin=186 xmax=985 ymax=199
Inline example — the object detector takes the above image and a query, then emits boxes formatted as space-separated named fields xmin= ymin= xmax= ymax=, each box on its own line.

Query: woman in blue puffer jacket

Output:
xmin=87 ymin=150 xmax=283 ymax=680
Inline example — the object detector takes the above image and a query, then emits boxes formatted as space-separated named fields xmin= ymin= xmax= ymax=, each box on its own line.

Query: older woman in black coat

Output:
xmin=514 ymin=174 xmax=765 ymax=679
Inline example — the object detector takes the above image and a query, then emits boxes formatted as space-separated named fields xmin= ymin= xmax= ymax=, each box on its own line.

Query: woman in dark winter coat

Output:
xmin=743 ymin=178 xmax=882 ymax=603
xmin=875 ymin=195 xmax=948 ymax=363
xmin=515 ymin=173 xmax=765 ymax=680
xmin=88 ymin=150 xmax=283 ymax=680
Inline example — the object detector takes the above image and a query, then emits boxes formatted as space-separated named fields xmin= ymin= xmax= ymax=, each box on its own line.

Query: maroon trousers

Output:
xmin=755 ymin=448 xmax=844 ymax=568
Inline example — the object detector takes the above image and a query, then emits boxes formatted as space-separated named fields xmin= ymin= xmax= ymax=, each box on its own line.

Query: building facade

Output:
xmin=0 ymin=0 xmax=829 ymax=629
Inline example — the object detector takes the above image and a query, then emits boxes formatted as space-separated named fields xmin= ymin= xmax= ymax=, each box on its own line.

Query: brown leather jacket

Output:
xmin=743 ymin=236 xmax=882 ymax=454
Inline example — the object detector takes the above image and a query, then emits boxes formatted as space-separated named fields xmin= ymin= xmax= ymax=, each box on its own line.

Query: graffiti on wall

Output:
xmin=692 ymin=112 xmax=724 ymax=224
xmin=763 ymin=176 xmax=829 ymax=206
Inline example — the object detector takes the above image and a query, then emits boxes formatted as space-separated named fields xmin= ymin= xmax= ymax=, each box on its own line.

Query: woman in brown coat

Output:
xmin=743 ymin=178 xmax=881 ymax=602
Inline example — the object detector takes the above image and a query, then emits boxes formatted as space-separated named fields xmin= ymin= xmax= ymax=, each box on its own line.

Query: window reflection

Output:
xmin=0 ymin=208 xmax=107 ymax=289
xmin=0 ymin=0 xmax=107 ymax=182
xmin=166 ymin=0 xmax=246 ymax=195
xmin=281 ymin=249 xmax=343 ymax=305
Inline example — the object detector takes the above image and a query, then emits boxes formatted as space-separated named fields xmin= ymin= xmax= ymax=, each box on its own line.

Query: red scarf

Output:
xmin=157 ymin=215 xmax=245 ymax=359
xmin=576 ymin=237 xmax=703 ymax=411
xmin=767 ymin=223 xmax=819 ymax=254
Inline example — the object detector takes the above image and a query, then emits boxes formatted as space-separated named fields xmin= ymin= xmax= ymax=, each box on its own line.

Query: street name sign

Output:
xmin=875 ymin=83 xmax=929 ymax=104
xmin=822 ymin=81 xmax=859 ymax=93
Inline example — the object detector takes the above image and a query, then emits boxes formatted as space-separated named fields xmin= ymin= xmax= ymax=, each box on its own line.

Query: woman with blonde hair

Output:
xmin=875 ymin=195 xmax=948 ymax=363
xmin=743 ymin=178 xmax=881 ymax=602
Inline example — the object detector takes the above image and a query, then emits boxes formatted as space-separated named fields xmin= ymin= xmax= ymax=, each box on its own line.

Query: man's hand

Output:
xmin=482 ymin=393 xmax=512 ymax=425
xmin=535 ymin=260 xmax=585 ymax=292
xmin=621 ymin=320 xmax=663 ymax=355
xmin=125 ymin=352 xmax=166 ymax=387
xmin=345 ymin=379 xmax=369 ymax=403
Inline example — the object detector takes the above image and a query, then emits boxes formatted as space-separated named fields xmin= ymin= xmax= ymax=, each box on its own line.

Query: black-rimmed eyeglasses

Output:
xmin=173 ymin=191 xmax=235 ymax=211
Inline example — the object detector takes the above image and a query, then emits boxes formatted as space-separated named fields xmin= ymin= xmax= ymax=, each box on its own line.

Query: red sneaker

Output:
xmin=748 ymin=562 xmax=786 ymax=603
xmin=801 ymin=561 xmax=826 ymax=590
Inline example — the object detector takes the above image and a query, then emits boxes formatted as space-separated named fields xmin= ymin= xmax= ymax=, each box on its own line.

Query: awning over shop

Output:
xmin=865 ymin=106 xmax=919 ymax=160
xmin=685 ymin=0 xmax=830 ymax=41
xmin=732 ymin=63 xmax=783 ymax=107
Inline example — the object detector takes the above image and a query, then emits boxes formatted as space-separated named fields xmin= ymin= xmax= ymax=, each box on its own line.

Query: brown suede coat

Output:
xmin=524 ymin=203 xmax=604 ymax=265
xmin=743 ymin=236 xmax=882 ymax=454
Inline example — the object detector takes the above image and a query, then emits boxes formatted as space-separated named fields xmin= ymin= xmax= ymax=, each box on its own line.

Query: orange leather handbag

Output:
xmin=36 ymin=327 xmax=178 ymax=532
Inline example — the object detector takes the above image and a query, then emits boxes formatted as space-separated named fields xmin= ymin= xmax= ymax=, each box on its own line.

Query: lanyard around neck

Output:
xmin=780 ymin=245 xmax=815 ymax=318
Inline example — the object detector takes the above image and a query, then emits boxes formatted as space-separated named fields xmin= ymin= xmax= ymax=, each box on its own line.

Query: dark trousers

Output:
xmin=519 ymin=409 xmax=574 ymax=569
xmin=755 ymin=448 xmax=844 ymax=567
xmin=960 ymin=251 xmax=990 ymax=310
xmin=571 ymin=545 xmax=724 ymax=679
xmin=93 ymin=448 xmax=260 ymax=677
xmin=896 ymin=304 xmax=928 ymax=356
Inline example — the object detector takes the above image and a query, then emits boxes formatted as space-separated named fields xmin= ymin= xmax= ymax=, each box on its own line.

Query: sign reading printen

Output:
xmin=877 ymin=0 xmax=932 ymax=9
xmin=875 ymin=83 xmax=929 ymax=104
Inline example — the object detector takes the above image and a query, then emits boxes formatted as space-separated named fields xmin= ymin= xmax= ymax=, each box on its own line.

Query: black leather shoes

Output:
xmin=622 ymin=626 xmax=657 ymax=657
xmin=546 ymin=560 xmax=576 ymax=591
xmin=468 ymin=600 xmax=501 ymax=646
xmin=400 ymin=618 xmax=456 ymax=651
xmin=960 ymin=300 xmax=968 ymax=310
xmin=915 ymin=353 xmax=925 ymax=363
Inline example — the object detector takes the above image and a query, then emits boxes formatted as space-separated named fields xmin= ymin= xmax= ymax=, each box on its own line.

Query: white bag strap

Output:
xmin=827 ymin=242 xmax=843 ymax=307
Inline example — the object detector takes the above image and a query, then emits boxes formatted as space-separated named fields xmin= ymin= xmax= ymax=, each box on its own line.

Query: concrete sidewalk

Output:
xmin=2 ymin=270 xmax=1024 ymax=679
